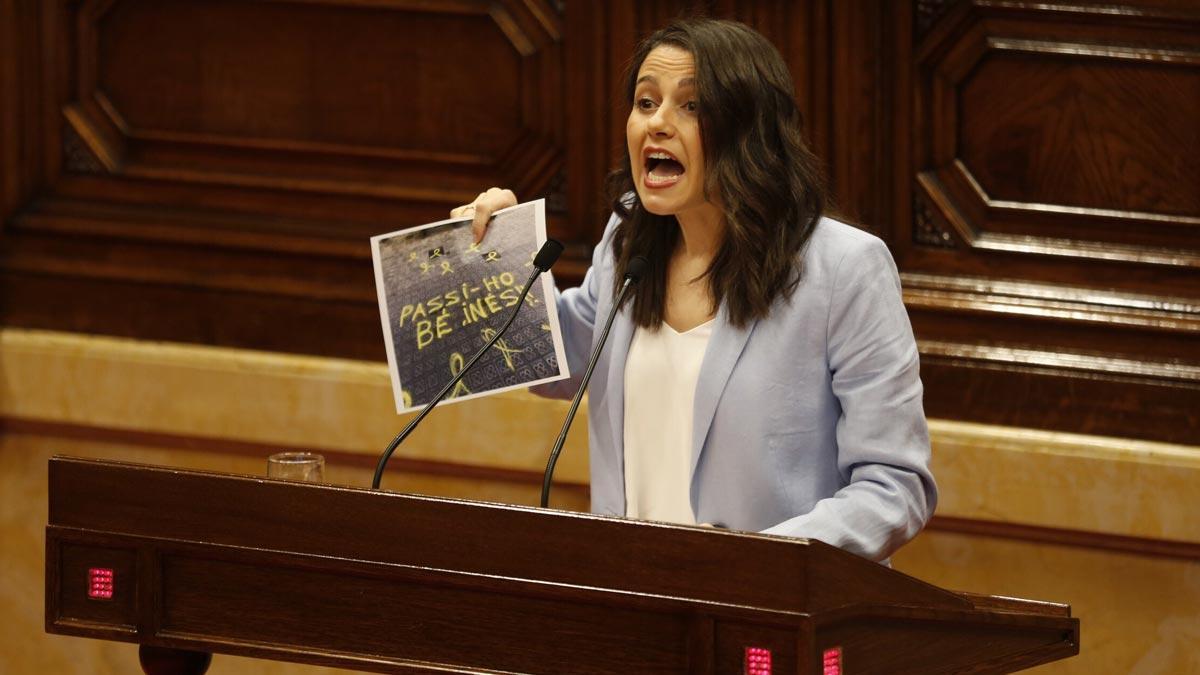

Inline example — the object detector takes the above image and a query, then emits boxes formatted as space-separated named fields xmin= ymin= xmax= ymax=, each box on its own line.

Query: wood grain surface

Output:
xmin=46 ymin=456 xmax=1080 ymax=674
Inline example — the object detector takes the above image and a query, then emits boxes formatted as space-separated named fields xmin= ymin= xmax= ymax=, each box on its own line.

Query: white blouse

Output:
xmin=622 ymin=319 xmax=714 ymax=524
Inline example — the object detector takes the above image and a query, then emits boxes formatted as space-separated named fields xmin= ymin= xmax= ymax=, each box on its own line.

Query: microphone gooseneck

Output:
xmin=540 ymin=255 xmax=648 ymax=508
xmin=372 ymin=239 xmax=563 ymax=490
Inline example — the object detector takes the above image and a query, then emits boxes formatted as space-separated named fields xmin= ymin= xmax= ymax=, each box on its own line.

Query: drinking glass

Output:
xmin=267 ymin=452 xmax=325 ymax=482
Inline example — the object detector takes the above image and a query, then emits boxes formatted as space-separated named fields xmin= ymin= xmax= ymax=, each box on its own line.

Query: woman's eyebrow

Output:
xmin=635 ymin=75 xmax=695 ymax=88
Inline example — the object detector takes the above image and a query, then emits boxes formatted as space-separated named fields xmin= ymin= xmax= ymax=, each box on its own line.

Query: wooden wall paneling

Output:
xmin=0 ymin=0 xmax=46 ymax=230
xmin=493 ymin=0 xmax=564 ymax=200
xmin=911 ymin=0 xmax=1200 ymax=274
xmin=903 ymin=0 xmax=1200 ymax=443
xmin=891 ymin=1 xmax=918 ymax=250
xmin=828 ymin=0 xmax=888 ymax=237
xmin=0 ymin=264 xmax=390 ymax=359
xmin=0 ymin=0 xmax=16 ymax=227
xmin=0 ymin=0 xmax=18 ymax=225
xmin=600 ymin=0 xmax=636 ymax=200
xmin=62 ymin=0 xmax=552 ymax=208
xmin=0 ymin=0 xmax=858 ymax=362
xmin=917 ymin=352 xmax=1200 ymax=441
xmin=1 ymin=0 xmax=570 ymax=359
xmin=5 ymin=0 xmax=1197 ymax=442
xmin=916 ymin=11 xmax=1200 ymax=265
xmin=561 ymin=0 xmax=619 ymax=279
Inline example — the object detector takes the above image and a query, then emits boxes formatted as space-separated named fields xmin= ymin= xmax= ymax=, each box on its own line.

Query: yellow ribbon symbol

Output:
xmin=484 ymin=250 xmax=500 ymax=262
xmin=440 ymin=260 xmax=454 ymax=275
xmin=448 ymin=353 xmax=471 ymax=398
xmin=481 ymin=327 xmax=525 ymax=371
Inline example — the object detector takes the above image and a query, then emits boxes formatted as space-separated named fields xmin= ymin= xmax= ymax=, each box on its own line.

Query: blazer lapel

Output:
xmin=691 ymin=305 xmax=757 ymax=479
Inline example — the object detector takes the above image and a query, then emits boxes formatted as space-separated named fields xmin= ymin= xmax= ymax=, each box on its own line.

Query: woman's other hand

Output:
xmin=450 ymin=187 xmax=518 ymax=243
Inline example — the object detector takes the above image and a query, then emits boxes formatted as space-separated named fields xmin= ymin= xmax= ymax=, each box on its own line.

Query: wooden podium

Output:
xmin=45 ymin=457 xmax=1079 ymax=674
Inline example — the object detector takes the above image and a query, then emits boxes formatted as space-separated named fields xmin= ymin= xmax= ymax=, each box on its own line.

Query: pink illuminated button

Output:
xmin=88 ymin=567 xmax=114 ymax=600
xmin=822 ymin=646 xmax=843 ymax=675
xmin=744 ymin=646 xmax=772 ymax=675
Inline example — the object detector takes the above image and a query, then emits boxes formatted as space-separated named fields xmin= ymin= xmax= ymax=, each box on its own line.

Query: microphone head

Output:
xmin=624 ymin=255 xmax=649 ymax=282
xmin=533 ymin=239 xmax=564 ymax=272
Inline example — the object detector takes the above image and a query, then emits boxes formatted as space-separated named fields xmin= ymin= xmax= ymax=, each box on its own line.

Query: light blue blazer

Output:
xmin=538 ymin=215 xmax=936 ymax=562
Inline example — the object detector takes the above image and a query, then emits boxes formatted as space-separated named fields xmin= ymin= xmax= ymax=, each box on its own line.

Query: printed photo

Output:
xmin=371 ymin=200 xmax=569 ymax=413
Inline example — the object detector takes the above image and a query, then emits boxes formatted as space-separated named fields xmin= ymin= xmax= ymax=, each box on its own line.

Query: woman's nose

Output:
xmin=647 ymin=107 xmax=674 ymax=136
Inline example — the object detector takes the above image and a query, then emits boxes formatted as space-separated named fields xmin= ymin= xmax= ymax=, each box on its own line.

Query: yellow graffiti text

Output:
xmin=415 ymin=312 xmax=453 ymax=350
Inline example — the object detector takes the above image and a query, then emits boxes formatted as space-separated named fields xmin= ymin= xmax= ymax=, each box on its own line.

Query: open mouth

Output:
xmin=644 ymin=150 xmax=685 ymax=187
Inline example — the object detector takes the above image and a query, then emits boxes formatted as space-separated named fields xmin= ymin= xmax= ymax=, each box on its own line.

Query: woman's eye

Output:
xmin=683 ymin=100 xmax=699 ymax=113
xmin=636 ymin=97 xmax=656 ymax=111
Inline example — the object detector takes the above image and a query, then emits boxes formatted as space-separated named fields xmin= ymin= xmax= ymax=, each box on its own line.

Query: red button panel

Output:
xmin=745 ymin=646 xmax=772 ymax=675
xmin=822 ymin=646 xmax=843 ymax=675
xmin=88 ymin=567 xmax=114 ymax=600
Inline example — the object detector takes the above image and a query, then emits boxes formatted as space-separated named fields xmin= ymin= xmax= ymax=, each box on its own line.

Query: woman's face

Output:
xmin=626 ymin=45 xmax=717 ymax=224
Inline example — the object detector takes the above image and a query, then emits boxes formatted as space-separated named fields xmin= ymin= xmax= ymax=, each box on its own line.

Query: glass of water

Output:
xmin=267 ymin=452 xmax=325 ymax=482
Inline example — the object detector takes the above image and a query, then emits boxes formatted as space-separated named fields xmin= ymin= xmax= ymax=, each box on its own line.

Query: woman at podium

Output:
xmin=454 ymin=18 xmax=936 ymax=563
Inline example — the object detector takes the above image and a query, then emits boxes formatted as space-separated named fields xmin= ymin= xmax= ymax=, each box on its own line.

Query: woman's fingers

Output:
xmin=469 ymin=191 xmax=491 ymax=242
xmin=447 ymin=188 xmax=518 ymax=244
xmin=471 ymin=188 xmax=518 ymax=243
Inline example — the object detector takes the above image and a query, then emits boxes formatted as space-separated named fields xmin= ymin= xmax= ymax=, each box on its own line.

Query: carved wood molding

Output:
xmin=545 ymin=167 xmax=568 ymax=216
xmin=61 ymin=124 xmax=104 ymax=174
xmin=904 ymin=266 xmax=1200 ymax=443
xmin=914 ymin=2 xmax=1200 ymax=269
xmin=915 ymin=0 xmax=959 ymax=39
xmin=917 ymin=355 xmax=1199 ymax=444
xmin=903 ymin=271 xmax=1200 ymax=392
xmin=902 ymin=272 xmax=1200 ymax=332
xmin=919 ymin=340 xmax=1200 ymax=385
xmin=913 ymin=194 xmax=956 ymax=248
xmin=56 ymin=0 xmax=565 ymax=210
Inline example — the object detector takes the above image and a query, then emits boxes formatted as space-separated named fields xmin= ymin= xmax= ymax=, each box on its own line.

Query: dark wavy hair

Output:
xmin=607 ymin=18 xmax=827 ymax=328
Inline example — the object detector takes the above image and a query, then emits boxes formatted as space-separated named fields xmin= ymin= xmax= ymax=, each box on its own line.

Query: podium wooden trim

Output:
xmin=45 ymin=457 xmax=1079 ymax=674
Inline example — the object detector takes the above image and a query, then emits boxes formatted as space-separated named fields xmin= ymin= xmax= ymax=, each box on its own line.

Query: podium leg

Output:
xmin=138 ymin=645 xmax=213 ymax=675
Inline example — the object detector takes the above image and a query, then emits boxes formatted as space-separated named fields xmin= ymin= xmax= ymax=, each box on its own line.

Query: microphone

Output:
xmin=540 ymin=255 xmax=648 ymax=508
xmin=372 ymin=238 xmax=564 ymax=490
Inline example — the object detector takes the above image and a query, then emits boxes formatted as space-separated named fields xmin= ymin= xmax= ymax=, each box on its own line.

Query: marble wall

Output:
xmin=3 ymin=328 xmax=1197 ymax=673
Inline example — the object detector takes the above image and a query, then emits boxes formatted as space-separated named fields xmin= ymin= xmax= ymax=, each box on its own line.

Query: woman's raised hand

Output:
xmin=450 ymin=187 xmax=518 ymax=243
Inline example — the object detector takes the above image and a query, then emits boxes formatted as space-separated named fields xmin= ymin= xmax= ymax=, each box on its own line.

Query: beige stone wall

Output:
xmin=1 ymin=329 xmax=588 ymax=674
xmin=3 ymin=328 xmax=1197 ymax=673
xmin=894 ymin=532 xmax=1200 ymax=673
xmin=895 ymin=421 xmax=1200 ymax=672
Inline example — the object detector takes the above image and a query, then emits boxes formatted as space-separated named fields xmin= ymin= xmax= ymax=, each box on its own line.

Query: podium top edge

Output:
xmin=47 ymin=455 xmax=812 ymax=545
